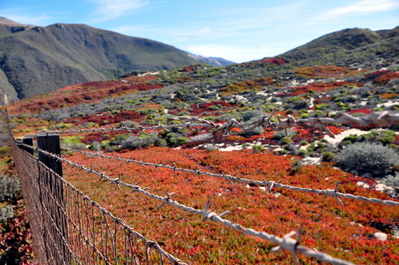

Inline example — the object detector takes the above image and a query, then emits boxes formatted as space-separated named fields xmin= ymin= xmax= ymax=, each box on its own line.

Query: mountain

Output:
xmin=187 ymin=54 xmax=235 ymax=66
xmin=281 ymin=27 xmax=399 ymax=68
xmin=1 ymin=21 xmax=398 ymax=106
xmin=0 ymin=17 xmax=202 ymax=104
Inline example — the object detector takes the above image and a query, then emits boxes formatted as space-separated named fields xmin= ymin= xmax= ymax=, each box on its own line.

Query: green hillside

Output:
xmin=0 ymin=17 xmax=202 ymax=102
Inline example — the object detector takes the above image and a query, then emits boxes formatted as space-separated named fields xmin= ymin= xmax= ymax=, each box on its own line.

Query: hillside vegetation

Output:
xmin=0 ymin=17 xmax=216 ymax=104
xmin=2 ymin=25 xmax=399 ymax=264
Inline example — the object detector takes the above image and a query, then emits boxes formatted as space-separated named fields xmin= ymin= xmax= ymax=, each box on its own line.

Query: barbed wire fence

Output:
xmin=10 ymin=123 xmax=399 ymax=265
xmin=12 ymin=136 xmax=187 ymax=265
xmin=9 ymin=104 xmax=399 ymax=265
xmin=63 ymin=147 xmax=399 ymax=207
xmin=14 ymin=139 xmax=357 ymax=265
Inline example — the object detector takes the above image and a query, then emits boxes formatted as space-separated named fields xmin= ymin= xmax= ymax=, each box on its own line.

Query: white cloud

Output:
xmin=216 ymin=2 xmax=306 ymax=31
xmin=316 ymin=0 xmax=399 ymax=19
xmin=90 ymin=0 xmax=148 ymax=21
xmin=185 ymin=44 xmax=282 ymax=63
xmin=1 ymin=13 xmax=53 ymax=25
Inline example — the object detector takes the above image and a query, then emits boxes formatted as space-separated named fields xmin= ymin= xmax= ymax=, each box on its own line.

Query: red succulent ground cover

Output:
xmin=288 ymin=81 xmax=363 ymax=96
xmin=190 ymin=101 xmax=233 ymax=116
xmin=294 ymin=65 xmax=369 ymax=79
xmin=64 ymin=148 xmax=399 ymax=264
xmin=380 ymin=92 xmax=399 ymax=100
xmin=364 ymin=70 xmax=392 ymax=81
xmin=182 ymin=65 xmax=199 ymax=72
xmin=375 ymin=72 xmax=399 ymax=85
xmin=66 ymin=110 xmax=143 ymax=126
xmin=260 ymin=58 xmax=287 ymax=65
xmin=220 ymin=77 xmax=276 ymax=96
xmin=0 ymin=200 xmax=37 ymax=264
xmin=241 ymin=57 xmax=286 ymax=67
xmin=347 ymin=109 xmax=372 ymax=115
xmin=9 ymin=76 xmax=162 ymax=115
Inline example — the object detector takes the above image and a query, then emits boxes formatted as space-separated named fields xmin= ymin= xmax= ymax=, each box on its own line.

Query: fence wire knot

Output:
xmin=202 ymin=200 xmax=217 ymax=221
xmin=130 ymin=180 xmax=145 ymax=193
xmin=145 ymin=241 xmax=161 ymax=264
xmin=110 ymin=176 xmax=121 ymax=190
xmin=158 ymin=191 xmax=174 ymax=209
xmin=324 ymin=182 xmax=344 ymax=206
xmin=262 ymin=179 xmax=283 ymax=193
xmin=193 ymin=167 xmax=201 ymax=176
xmin=271 ymin=226 xmax=302 ymax=265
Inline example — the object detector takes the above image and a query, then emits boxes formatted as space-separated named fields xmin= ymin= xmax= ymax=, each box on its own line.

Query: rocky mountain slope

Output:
xmin=282 ymin=27 xmax=399 ymax=68
xmin=0 ymin=17 xmax=204 ymax=103
xmin=187 ymin=54 xmax=235 ymax=66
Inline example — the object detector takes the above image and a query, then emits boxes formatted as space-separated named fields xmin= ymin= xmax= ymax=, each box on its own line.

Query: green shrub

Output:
xmin=298 ymin=149 xmax=308 ymax=158
xmin=284 ymin=143 xmax=299 ymax=155
xmin=341 ymin=134 xmax=359 ymax=144
xmin=0 ymin=175 xmax=20 ymax=202
xmin=278 ymin=149 xmax=288 ymax=155
xmin=289 ymin=158 xmax=303 ymax=175
xmin=361 ymin=130 xmax=396 ymax=145
xmin=321 ymin=151 xmax=335 ymax=162
xmin=340 ymin=130 xmax=396 ymax=146
xmin=62 ymin=136 xmax=85 ymax=149
xmin=281 ymin=137 xmax=292 ymax=145
xmin=0 ymin=205 xmax=15 ymax=223
xmin=384 ymin=172 xmax=399 ymax=188
xmin=241 ymin=126 xmax=264 ymax=137
xmin=119 ymin=133 xmax=163 ymax=150
xmin=252 ymin=144 xmax=265 ymax=153
xmin=0 ymin=146 xmax=9 ymax=155
xmin=273 ymin=129 xmax=297 ymax=139
xmin=300 ymin=113 xmax=309 ymax=119
xmin=335 ymin=143 xmax=399 ymax=176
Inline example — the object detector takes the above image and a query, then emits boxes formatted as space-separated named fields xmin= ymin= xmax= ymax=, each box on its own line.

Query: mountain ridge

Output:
xmin=281 ymin=26 xmax=399 ymax=67
xmin=0 ymin=18 xmax=398 ymax=105
xmin=0 ymin=18 xmax=203 ymax=103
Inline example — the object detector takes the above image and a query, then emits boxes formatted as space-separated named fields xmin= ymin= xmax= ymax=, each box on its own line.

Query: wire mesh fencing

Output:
xmin=11 ymin=138 xmax=186 ymax=265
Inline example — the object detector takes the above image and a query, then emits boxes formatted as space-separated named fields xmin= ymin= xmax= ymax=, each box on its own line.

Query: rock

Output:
xmin=374 ymin=232 xmax=388 ymax=241
xmin=356 ymin=181 xmax=370 ymax=189
xmin=302 ymin=157 xmax=321 ymax=165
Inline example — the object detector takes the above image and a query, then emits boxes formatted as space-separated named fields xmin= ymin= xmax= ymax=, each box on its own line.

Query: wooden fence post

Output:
xmin=22 ymin=136 xmax=34 ymax=155
xmin=36 ymin=133 xmax=70 ymax=263
xmin=37 ymin=133 xmax=63 ymax=177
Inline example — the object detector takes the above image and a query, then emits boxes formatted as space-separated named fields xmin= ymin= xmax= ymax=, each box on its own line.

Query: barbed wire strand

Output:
xmin=43 ymin=122 xmax=213 ymax=135
xmin=14 ymin=141 xmax=187 ymax=265
xmin=26 ymin=143 xmax=355 ymax=265
xmin=65 ymin=147 xmax=399 ymax=207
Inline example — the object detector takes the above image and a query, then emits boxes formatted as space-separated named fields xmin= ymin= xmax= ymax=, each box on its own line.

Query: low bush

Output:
xmin=384 ymin=172 xmax=399 ymax=189
xmin=273 ymin=129 xmax=297 ymax=139
xmin=334 ymin=142 xmax=399 ymax=176
xmin=119 ymin=133 xmax=164 ymax=150
xmin=321 ymin=151 xmax=335 ymax=162
xmin=0 ymin=205 xmax=14 ymax=223
xmin=62 ymin=136 xmax=85 ymax=149
xmin=0 ymin=175 xmax=20 ymax=202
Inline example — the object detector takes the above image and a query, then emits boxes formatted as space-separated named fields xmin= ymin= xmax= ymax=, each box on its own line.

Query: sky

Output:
xmin=1 ymin=0 xmax=399 ymax=63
